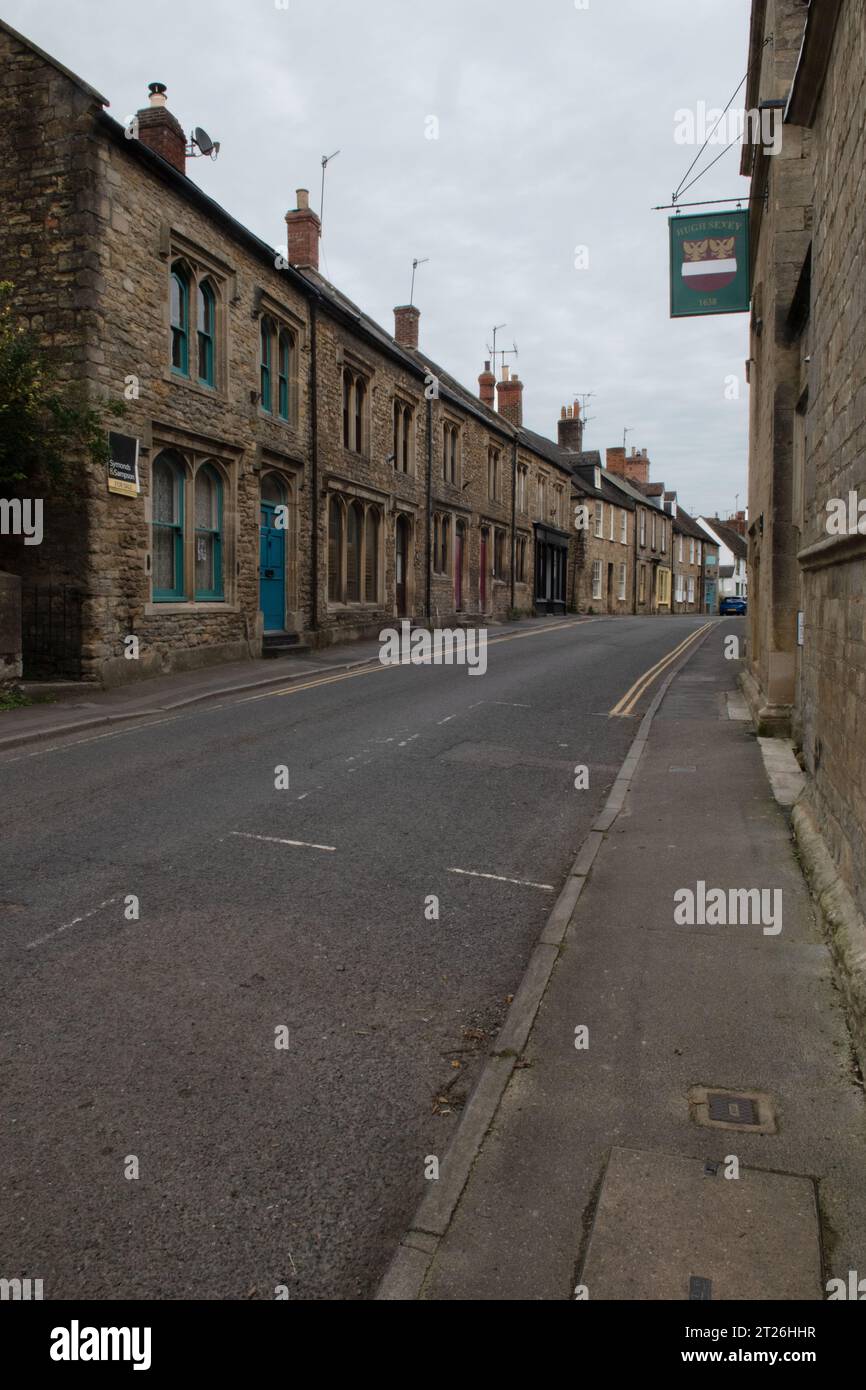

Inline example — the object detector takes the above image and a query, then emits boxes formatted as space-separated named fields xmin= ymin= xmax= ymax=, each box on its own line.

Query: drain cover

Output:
xmin=689 ymin=1085 xmax=777 ymax=1134
xmin=689 ymin=1276 xmax=712 ymax=1300
xmin=708 ymin=1094 xmax=757 ymax=1126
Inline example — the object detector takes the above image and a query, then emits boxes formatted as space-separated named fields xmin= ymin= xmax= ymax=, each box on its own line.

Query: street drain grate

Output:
xmin=709 ymin=1094 xmax=757 ymax=1126
xmin=689 ymin=1276 xmax=712 ymax=1300
xmin=689 ymin=1085 xmax=777 ymax=1134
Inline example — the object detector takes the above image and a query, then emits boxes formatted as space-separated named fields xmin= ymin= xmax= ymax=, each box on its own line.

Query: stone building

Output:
xmin=742 ymin=0 xmax=866 ymax=941
xmin=605 ymin=449 xmax=673 ymax=613
xmin=0 ymin=19 xmax=573 ymax=682
xmin=668 ymin=504 xmax=711 ymax=614
xmin=564 ymin=449 xmax=636 ymax=615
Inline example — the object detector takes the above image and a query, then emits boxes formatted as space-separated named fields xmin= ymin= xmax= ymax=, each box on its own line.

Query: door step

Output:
xmin=262 ymin=633 xmax=311 ymax=658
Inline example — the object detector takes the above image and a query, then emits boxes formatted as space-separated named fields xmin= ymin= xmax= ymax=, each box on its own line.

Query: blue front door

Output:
xmin=259 ymin=502 xmax=286 ymax=631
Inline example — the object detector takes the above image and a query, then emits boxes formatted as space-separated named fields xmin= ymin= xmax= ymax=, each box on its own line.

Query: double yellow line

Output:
xmin=609 ymin=622 xmax=713 ymax=717
xmin=242 ymin=618 xmax=595 ymax=704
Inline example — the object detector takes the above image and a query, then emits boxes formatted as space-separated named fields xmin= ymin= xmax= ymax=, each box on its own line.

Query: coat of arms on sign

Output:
xmin=681 ymin=235 xmax=737 ymax=293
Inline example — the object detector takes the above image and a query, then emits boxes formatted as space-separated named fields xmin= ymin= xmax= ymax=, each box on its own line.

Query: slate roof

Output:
xmin=700 ymin=519 xmax=748 ymax=560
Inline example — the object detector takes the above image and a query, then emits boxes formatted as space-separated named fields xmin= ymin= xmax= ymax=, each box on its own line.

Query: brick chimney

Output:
xmin=478 ymin=360 xmax=496 ymax=409
xmin=557 ymin=402 xmax=584 ymax=453
xmin=496 ymin=364 xmax=523 ymax=427
xmin=137 ymin=83 xmax=187 ymax=175
xmin=606 ymin=445 xmax=649 ymax=485
xmin=393 ymin=304 xmax=420 ymax=349
xmin=725 ymin=510 xmax=747 ymax=535
xmin=285 ymin=189 xmax=321 ymax=271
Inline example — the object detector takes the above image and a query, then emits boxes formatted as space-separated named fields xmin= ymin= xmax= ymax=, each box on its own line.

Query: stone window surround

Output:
xmin=254 ymin=289 xmax=306 ymax=428
xmin=515 ymin=530 xmax=530 ymax=585
xmin=516 ymin=461 xmax=529 ymax=514
xmin=163 ymin=232 xmax=235 ymax=397
xmin=338 ymin=346 xmax=375 ymax=458
xmin=393 ymin=395 xmax=416 ymax=476
xmin=144 ymin=437 xmax=240 ymax=615
xmin=325 ymin=480 xmax=387 ymax=609
xmin=442 ymin=417 xmax=462 ymax=487
xmin=433 ymin=510 xmax=453 ymax=576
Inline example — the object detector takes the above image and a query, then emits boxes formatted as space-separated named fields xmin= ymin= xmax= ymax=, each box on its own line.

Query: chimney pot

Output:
xmin=137 ymin=84 xmax=186 ymax=174
xmin=285 ymin=189 xmax=321 ymax=271
xmin=393 ymin=304 xmax=420 ymax=350
xmin=478 ymin=360 xmax=496 ymax=409
xmin=496 ymin=368 xmax=524 ymax=427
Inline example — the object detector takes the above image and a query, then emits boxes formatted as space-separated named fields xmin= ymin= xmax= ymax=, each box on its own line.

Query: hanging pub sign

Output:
xmin=107 ymin=431 xmax=140 ymax=496
xmin=669 ymin=209 xmax=750 ymax=318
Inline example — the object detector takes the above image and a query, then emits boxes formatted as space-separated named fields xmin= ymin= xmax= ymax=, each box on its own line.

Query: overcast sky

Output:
xmin=8 ymin=0 xmax=753 ymax=517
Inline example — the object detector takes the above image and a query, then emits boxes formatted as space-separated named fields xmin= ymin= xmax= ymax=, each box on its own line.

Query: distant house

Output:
xmin=697 ymin=518 xmax=748 ymax=601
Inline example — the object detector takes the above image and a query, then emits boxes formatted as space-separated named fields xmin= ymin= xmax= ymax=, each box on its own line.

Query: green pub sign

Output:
xmin=669 ymin=209 xmax=750 ymax=318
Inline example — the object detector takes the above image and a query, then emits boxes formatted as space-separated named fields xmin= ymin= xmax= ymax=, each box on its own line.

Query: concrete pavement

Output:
xmin=380 ymin=627 xmax=866 ymax=1300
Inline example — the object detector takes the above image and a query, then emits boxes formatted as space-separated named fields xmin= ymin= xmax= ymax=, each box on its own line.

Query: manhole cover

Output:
xmin=708 ymin=1094 xmax=757 ymax=1126
xmin=689 ymin=1085 xmax=777 ymax=1134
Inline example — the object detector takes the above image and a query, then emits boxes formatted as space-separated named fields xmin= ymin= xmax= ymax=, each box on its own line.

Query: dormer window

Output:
xmin=594 ymin=467 xmax=601 ymax=490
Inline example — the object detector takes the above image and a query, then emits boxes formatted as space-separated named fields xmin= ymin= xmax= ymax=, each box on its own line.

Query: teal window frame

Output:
xmin=278 ymin=330 xmax=291 ymax=421
xmin=170 ymin=264 xmax=189 ymax=376
xmin=260 ymin=318 xmax=273 ymax=412
xmin=194 ymin=464 xmax=224 ymax=601
xmin=197 ymin=280 xmax=216 ymax=387
xmin=152 ymin=453 xmax=185 ymax=600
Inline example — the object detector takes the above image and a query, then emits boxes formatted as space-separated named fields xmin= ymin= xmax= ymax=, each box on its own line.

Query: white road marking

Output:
xmin=447 ymin=868 xmax=554 ymax=891
xmin=26 ymin=896 xmax=120 ymax=949
xmin=230 ymin=831 xmax=336 ymax=852
xmin=491 ymin=702 xmax=531 ymax=708
xmin=5 ymin=714 xmax=185 ymax=763
xmin=398 ymin=734 xmax=419 ymax=747
xmin=437 ymin=715 xmax=456 ymax=725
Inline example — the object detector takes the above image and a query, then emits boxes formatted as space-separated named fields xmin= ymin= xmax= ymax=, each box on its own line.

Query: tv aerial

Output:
xmin=188 ymin=126 xmax=220 ymax=160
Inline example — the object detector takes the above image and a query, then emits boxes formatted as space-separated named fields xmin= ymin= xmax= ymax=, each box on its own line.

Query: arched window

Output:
xmin=342 ymin=369 xmax=352 ymax=448
xmin=260 ymin=318 xmax=274 ymax=412
xmin=365 ymin=508 xmax=381 ymax=603
xmin=278 ymin=330 xmax=293 ymax=421
xmin=170 ymin=264 xmax=189 ymax=375
xmin=194 ymin=464 xmax=223 ymax=599
xmin=328 ymin=495 xmax=343 ymax=603
xmin=152 ymin=451 xmax=185 ymax=599
xmin=346 ymin=500 xmax=363 ymax=601
xmin=440 ymin=516 xmax=450 ymax=574
xmin=197 ymin=280 xmax=216 ymax=387
xmin=354 ymin=378 xmax=366 ymax=453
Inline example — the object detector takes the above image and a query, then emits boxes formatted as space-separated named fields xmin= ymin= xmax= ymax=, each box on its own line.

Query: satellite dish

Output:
xmin=194 ymin=126 xmax=214 ymax=156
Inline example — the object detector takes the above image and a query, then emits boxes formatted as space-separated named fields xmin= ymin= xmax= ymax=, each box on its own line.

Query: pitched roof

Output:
xmin=671 ymin=505 xmax=708 ymax=543
xmin=701 ymin=519 xmax=748 ymax=559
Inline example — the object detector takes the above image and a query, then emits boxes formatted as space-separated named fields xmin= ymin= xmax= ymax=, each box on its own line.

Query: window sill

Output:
xmin=166 ymin=372 xmax=227 ymax=405
xmin=145 ymin=600 xmax=238 ymax=615
xmin=327 ymin=601 xmax=384 ymax=611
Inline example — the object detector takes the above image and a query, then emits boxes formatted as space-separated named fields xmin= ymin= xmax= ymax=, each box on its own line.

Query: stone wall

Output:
xmin=744 ymin=0 xmax=813 ymax=725
xmin=796 ymin=0 xmax=866 ymax=921
xmin=0 ymin=571 xmax=22 ymax=679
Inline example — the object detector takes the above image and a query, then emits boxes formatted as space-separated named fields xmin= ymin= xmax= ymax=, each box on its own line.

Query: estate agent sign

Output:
xmin=107 ymin=431 xmax=141 ymax=497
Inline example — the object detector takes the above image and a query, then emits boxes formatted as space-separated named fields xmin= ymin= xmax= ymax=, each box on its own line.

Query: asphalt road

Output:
xmin=0 ymin=614 xmax=712 ymax=1300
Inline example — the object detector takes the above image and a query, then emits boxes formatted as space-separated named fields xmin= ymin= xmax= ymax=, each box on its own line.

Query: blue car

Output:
xmin=720 ymin=596 xmax=747 ymax=616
